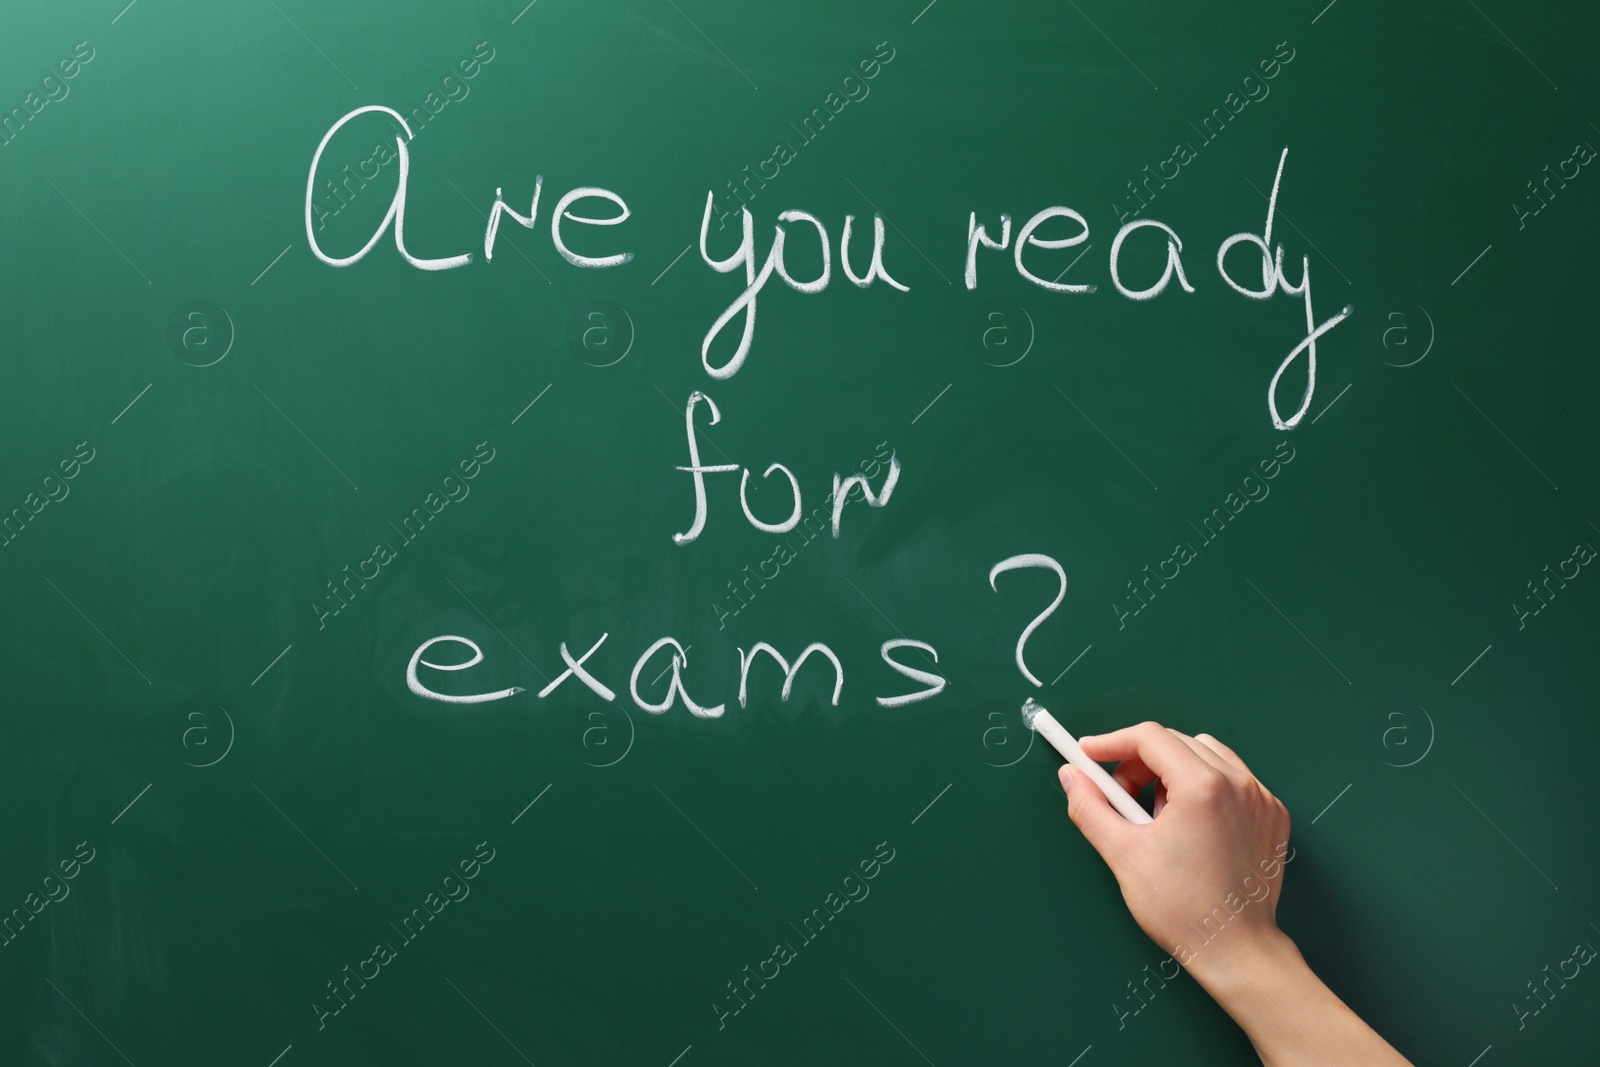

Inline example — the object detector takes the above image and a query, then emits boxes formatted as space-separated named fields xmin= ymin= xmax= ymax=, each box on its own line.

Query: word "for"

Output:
xmin=671 ymin=391 xmax=900 ymax=545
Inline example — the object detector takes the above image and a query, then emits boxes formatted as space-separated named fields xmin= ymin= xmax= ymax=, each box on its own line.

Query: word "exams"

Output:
xmin=305 ymin=106 xmax=1351 ymax=429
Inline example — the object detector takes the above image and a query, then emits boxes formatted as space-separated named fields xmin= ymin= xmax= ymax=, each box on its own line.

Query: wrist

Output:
xmin=1180 ymin=925 xmax=1414 ymax=1065
xmin=1183 ymin=925 xmax=1306 ymax=1007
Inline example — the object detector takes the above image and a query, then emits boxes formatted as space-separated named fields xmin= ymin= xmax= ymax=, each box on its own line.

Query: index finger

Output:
xmin=1079 ymin=721 xmax=1214 ymax=785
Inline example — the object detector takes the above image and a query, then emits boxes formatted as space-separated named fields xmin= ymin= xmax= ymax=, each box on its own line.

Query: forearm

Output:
xmin=1190 ymin=930 xmax=1413 ymax=1067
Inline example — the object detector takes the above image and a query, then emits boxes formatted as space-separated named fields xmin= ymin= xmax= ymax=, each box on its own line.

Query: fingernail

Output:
xmin=1060 ymin=766 xmax=1075 ymax=786
xmin=1079 ymin=734 xmax=1095 ymax=745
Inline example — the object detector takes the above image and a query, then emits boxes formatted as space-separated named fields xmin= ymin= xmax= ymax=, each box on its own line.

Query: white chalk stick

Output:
xmin=1023 ymin=699 xmax=1153 ymax=825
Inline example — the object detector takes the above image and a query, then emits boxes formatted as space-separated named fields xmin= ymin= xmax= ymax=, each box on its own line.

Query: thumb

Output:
xmin=1059 ymin=765 xmax=1135 ymax=871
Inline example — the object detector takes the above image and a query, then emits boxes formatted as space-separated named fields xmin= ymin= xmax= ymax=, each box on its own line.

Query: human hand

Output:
xmin=1058 ymin=721 xmax=1292 ymax=981
xmin=1058 ymin=722 xmax=1413 ymax=1065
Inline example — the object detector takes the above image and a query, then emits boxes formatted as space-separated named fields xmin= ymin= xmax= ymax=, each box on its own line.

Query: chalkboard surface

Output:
xmin=2 ymin=0 xmax=1598 ymax=1063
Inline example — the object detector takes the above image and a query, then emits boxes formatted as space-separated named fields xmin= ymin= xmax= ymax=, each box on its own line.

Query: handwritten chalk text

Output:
xmin=673 ymin=392 xmax=900 ymax=544
xmin=303 ymin=103 xmax=1351 ymax=429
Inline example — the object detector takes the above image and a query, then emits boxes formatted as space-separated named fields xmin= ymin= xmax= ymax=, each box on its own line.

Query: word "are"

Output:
xmin=305 ymin=105 xmax=634 ymax=273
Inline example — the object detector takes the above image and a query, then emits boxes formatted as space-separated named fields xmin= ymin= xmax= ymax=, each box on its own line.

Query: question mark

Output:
xmin=988 ymin=553 xmax=1066 ymax=687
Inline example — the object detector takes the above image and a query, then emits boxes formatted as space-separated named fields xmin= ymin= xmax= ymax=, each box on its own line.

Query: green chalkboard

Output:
xmin=2 ymin=0 xmax=1598 ymax=1063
